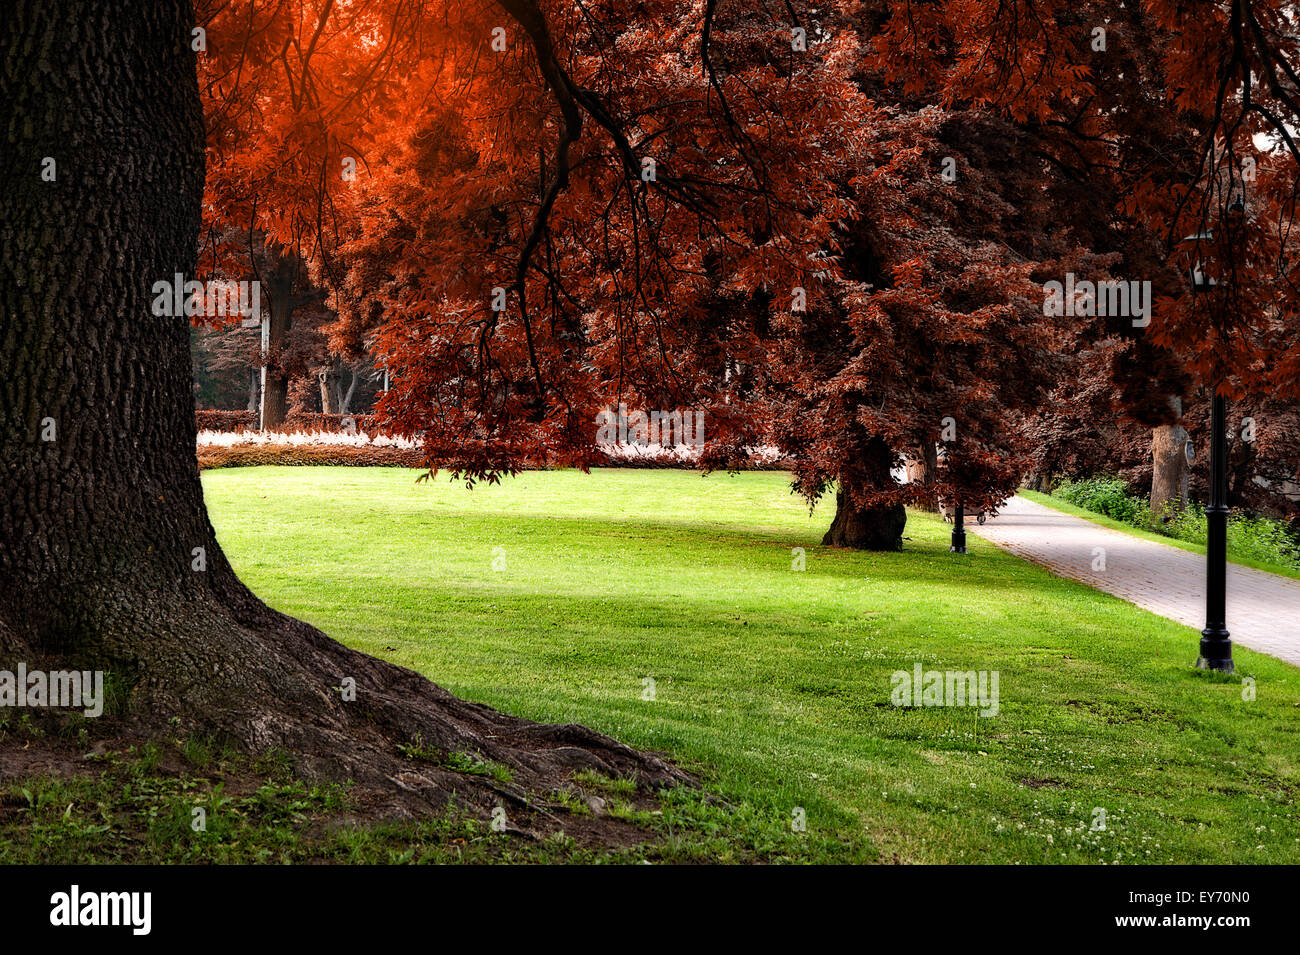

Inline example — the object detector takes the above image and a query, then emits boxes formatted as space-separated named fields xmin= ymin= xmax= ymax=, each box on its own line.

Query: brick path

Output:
xmin=968 ymin=495 xmax=1300 ymax=668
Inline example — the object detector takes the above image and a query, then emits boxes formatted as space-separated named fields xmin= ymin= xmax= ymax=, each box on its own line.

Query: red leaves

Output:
xmin=197 ymin=0 xmax=1300 ymax=511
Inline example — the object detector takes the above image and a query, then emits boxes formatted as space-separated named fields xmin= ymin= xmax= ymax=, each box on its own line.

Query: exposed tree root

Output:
xmin=0 ymin=579 xmax=693 ymax=826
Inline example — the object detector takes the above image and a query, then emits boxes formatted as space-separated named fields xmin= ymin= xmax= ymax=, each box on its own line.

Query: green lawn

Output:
xmin=198 ymin=466 xmax=1300 ymax=863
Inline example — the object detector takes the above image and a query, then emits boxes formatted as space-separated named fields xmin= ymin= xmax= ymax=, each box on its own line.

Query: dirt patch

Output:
xmin=0 ymin=743 xmax=93 ymax=782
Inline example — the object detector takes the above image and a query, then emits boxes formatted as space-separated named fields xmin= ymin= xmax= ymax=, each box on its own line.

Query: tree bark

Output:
xmin=340 ymin=363 xmax=360 ymax=415
xmin=1 ymin=0 xmax=684 ymax=807
xmin=822 ymin=439 xmax=906 ymax=550
xmin=904 ymin=442 xmax=940 ymax=512
xmin=319 ymin=362 xmax=342 ymax=414
xmin=260 ymin=255 xmax=294 ymax=430
xmin=247 ymin=366 xmax=261 ymax=415
xmin=318 ymin=359 xmax=357 ymax=415
xmin=1150 ymin=396 xmax=1190 ymax=522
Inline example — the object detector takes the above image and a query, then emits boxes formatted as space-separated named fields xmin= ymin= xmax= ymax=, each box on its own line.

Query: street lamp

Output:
xmin=938 ymin=441 xmax=967 ymax=553
xmin=1179 ymin=228 xmax=1233 ymax=672
xmin=1200 ymin=388 xmax=1232 ymax=672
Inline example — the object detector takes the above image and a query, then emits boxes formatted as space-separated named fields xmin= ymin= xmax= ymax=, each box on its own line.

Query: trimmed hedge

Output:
xmin=197 ymin=441 xmax=789 ymax=471
xmin=198 ymin=443 xmax=422 ymax=470
xmin=195 ymin=411 xmax=383 ymax=434
xmin=195 ymin=409 xmax=256 ymax=432
xmin=283 ymin=413 xmax=381 ymax=433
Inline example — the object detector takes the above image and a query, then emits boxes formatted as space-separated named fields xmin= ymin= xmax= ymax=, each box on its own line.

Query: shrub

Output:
xmin=282 ymin=413 xmax=381 ymax=434
xmin=195 ymin=410 xmax=256 ymax=432
xmin=196 ymin=424 xmax=789 ymax=471
xmin=1163 ymin=504 xmax=1300 ymax=571
xmin=196 ymin=428 xmax=420 ymax=469
xmin=198 ymin=443 xmax=423 ymax=469
xmin=194 ymin=412 xmax=385 ymax=435
xmin=1055 ymin=476 xmax=1151 ymax=525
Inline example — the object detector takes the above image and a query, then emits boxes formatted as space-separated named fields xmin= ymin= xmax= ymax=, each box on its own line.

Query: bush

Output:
xmin=198 ymin=443 xmax=423 ymax=469
xmin=194 ymin=412 xmax=384 ymax=434
xmin=198 ymin=440 xmax=788 ymax=471
xmin=1055 ymin=476 xmax=1151 ymax=526
xmin=195 ymin=410 xmax=256 ymax=432
xmin=282 ymin=413 xmax=381 ymax=434
xmin=1163 ymin=504 xmax=1300 ymax=571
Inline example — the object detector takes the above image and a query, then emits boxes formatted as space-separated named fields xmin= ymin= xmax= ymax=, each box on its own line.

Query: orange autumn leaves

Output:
xmin=195 ymin=0 xmax=1300 ymax=504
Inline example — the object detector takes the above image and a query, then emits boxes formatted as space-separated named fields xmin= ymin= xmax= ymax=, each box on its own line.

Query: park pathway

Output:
xmin=968 ymin=495 xmax=1300 ymax=668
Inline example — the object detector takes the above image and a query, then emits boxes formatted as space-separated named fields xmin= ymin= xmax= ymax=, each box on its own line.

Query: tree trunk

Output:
xmin=904 ymin=442 xmax=940 ymax=512
xmin=1024 ymin=473 xmax=1052 ymax=493
xmin=822 ymin=439 xmax=906 ymax=550
xmin=247 ymin=366 xmax=261 ymax=415
xmin=340 ymin=364 xmax=360 ymax=416
xmin=319 ymin=362 xmax=343 ymax=414
xmin=1 ymin=0 xmax=683 ymax=808
xmin=260 ymin=256 xmax=294 ymax=430
xmin=1151 ymin=396 xmax=1189 ymax=522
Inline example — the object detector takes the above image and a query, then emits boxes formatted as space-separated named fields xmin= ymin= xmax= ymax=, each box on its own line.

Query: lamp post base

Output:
xmin=950 ymin=504 xmax=967 ymax=554
xmin=1196 ymin=628 xmax=1234 ymax=673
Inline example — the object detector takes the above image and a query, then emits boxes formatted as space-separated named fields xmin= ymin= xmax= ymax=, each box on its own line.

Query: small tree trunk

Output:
xmin=319 ymin=362 xmax=343 ymax=414
xmin=247 ymin=366 xmax=260 ymax=415
xmin=822 ymin=438 xmax=906 ymax=550
xmin=260 ymin=257 xmax=294 ymax=430
xmin=340 ymin=364 xmax=360 ymax=416
xmin=1151 ymin=396 xmax=1189 ymax=522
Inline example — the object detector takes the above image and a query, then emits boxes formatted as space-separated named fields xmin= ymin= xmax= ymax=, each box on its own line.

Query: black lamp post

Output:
xmin=950 ymin=503 xmax=967 ymax=554
xmin=1182 ymin=227 xmax=1233 ymax=672
xmin=1199 ymin=389 xmax=1232 ymax=671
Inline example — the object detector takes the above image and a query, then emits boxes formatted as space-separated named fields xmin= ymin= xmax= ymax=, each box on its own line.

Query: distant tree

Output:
xmin=871 ymin=0 xmax=1300 ymax=538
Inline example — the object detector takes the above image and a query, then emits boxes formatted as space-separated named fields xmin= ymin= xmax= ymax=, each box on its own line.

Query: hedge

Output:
xmin=195 ymin=410 xmax=256 ymax=432
xmin=198 ymin=443 xmax=423 ymax=470
xmin=282 ymin=413 xmax=381 ymax=433
xmin=195 ymin=411 xmax=382 ymax=434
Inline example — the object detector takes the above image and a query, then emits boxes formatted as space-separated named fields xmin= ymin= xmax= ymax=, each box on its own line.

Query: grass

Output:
xmin=0 ymin=730 xmax=814 ymax=864
xmin=9 ymin=466 xmax=1298 ymax=863
xmin=1021 ymin=489 xmax=1300 ymax=582
xmin=197 ymin=466 xmax=1300 ymax=863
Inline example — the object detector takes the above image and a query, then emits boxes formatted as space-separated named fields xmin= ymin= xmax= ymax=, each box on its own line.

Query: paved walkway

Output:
xmin=968 ymin=495 xmax=1300 ymax=668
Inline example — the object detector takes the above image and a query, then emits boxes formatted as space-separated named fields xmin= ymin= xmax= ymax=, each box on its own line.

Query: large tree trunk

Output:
xmin=1024 ymin=473 xmax=1052 ymax=493
xmin=1150 ymin=396 xmax=1190 ymax=522
xmin=822 ymin=439 xmax=906 ymax=550
xmin=904 ymin=442 xmax=940 ymax=512
xmin=1 ymin=0 xmax=682 ymax=808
